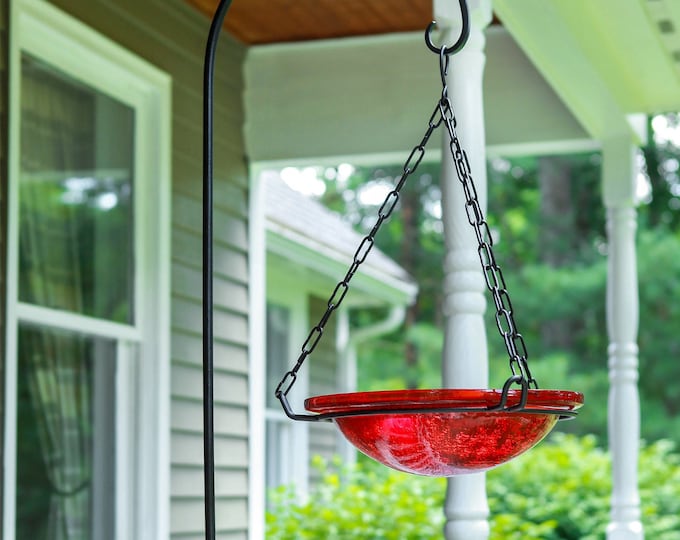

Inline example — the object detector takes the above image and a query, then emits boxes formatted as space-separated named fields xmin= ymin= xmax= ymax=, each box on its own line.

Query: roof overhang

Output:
xmin=494 ymin=0 xmax=680 ymax=142
xmin=266 ymin=227 xmax=418 ymax=308
xmin=261 ymin=173 xmax=417 ymax=308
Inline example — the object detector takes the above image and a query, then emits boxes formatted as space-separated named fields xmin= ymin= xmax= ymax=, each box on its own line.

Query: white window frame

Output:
xmin=248 ymin=171 xmax=266 ymax=540
xmin=4 ymin=1 xmax=172 ymax=538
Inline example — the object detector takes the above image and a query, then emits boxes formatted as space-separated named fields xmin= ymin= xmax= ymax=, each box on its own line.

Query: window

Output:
xmin=18 ymin=54 xmax=135 ymax=324
xmin=264 ymin=301 xmax=309 ymax=499
xmin=265 ymin=304 xmax=292 ymax=491
xmin=16 ymin=52 xmax=134 ymax=540
xmin=5 ymin=2 xmax=171 ymax=539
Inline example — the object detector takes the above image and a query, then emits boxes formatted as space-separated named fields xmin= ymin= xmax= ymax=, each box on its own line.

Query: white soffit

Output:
xmin=493 ymin=0 xmax=680 ymax=141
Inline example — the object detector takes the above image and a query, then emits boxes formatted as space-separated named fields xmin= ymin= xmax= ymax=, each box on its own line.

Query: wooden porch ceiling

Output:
xmin=185 ymin=0 xmax=435 ymax=45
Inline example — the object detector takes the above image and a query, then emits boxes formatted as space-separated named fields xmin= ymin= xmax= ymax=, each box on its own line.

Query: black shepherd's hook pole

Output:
xmin=203 ymin=0 xmax=233 ymax=538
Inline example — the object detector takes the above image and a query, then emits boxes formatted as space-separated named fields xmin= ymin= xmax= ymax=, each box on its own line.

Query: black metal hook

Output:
xmin=425 ymin=0 xmax=470 ymax=56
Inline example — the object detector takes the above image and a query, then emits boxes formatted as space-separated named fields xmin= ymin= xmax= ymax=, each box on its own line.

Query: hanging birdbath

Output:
xmin=273 ymin=0 xmax=584 ymax=477
xmin=304 ymin=385 xmax=582 ymax=476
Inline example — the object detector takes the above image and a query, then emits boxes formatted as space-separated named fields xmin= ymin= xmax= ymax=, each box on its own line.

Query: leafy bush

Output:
xmin=266 ymin=455 xmax=445 ymax=539
xmin=266 ymin=435 xmax=680 ymax=539
xmin=487 ymin=433 xmax=611 ymax=540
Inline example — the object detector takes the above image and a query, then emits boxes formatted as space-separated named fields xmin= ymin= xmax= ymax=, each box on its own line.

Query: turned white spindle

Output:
xmin=436 ymin=1 xmax=491 ymax=538
xmin=603 ymin=136 xmax=643 ymax=540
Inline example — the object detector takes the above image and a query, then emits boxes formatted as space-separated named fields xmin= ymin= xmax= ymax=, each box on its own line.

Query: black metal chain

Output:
xmin=437 ymin=50 xmax=537 ymax=388
xmin=275 ymin=26 xmax=538 ymax=406
xmin=274 ymin=102 xmax=444 ymax=401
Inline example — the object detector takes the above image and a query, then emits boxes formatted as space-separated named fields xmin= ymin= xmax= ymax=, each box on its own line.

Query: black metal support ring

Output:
xmin=277 ymin=376 xmax=577 ymax=423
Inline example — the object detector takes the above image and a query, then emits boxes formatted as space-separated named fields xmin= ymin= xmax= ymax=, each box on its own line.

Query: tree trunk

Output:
xmin=538 ymin=156 xmax=575 ymax=350
xmin=400 ymin=186 xmax=420 ymax=389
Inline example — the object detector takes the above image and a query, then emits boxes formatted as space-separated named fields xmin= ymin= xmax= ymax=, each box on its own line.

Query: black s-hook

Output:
xmin=425 ymin=0 xmax=470 ymax=56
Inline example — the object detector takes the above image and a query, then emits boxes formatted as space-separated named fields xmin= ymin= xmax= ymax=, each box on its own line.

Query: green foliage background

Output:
xmin=267 ymin=435 xmax=680 ymax=540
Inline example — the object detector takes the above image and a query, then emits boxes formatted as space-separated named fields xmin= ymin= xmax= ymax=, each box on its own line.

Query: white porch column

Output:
xmin=602 ymin=135 xmax=644 ymax=540
xmin=435 ymin=1 xmax=492 ymax=539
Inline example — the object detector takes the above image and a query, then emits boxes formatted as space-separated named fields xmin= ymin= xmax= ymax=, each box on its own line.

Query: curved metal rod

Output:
xmin=424 ymin=0 xmax=470 ymax=56
xmin=203 ymin=1 xmax=233 ymax=538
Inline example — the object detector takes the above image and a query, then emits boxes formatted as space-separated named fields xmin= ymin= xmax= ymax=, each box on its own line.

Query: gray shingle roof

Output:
xmin=264 ymin=173 xmax=414 ymax=286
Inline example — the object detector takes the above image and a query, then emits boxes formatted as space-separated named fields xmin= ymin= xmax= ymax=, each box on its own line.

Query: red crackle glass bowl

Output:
xmin=305 ymin=388 xmax=584 ymax=477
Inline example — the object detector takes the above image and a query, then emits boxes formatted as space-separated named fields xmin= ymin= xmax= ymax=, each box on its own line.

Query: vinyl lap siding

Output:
xmin=171 ymin=191 xmax=249 ymax=539
xmin=0 ymin=0 xmax=8 ymax=525
xmin=308 ymin=296 xmax=342 ymax=486
xmin=46 ymin=1 xmax=250 ymax=538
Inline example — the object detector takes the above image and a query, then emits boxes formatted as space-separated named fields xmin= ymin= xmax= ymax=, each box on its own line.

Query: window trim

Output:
xmin=248 ymin=170 xmax=266 ymax=539
xmin=5 ymin=1 xmax=171 ymax=538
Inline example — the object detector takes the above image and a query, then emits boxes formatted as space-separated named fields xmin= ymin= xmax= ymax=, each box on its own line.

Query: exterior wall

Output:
xmin=44 ymin=1 xmax=250 ymax=538
xmin=0 ymin=0 xmax=8 ymax=529
xmin=307 ymin=296 xmax=342 ymax=485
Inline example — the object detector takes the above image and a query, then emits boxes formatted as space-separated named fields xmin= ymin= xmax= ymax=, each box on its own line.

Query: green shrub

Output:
xmin=266 ymin=435 xmax=680 ymax=539
xmin=266 ymin=455 xmax=445 ymax=539
xmin=487 ymin=433 xmax=610 ymax=539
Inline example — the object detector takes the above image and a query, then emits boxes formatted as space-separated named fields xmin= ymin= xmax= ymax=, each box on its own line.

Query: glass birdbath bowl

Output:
xmin=305 ymin=388 xmax=584 ymax=477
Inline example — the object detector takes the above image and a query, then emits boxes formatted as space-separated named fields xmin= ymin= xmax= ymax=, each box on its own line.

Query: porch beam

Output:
xmin=492 ymin=0 xmax=657 ymax=142
xmin=437 ymin=1 xmax=492 ymax=539
xmin=244 ymin=26 xmax=589 ymax=166
xmin=602 ymin=135 xmax=643 ymax=540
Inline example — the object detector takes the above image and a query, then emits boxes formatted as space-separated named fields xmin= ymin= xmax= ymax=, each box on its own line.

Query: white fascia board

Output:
xmin=266 ymin=225 xmax=418 ymax=307
xmin=487 ymin=138 xmax=601 ymax=159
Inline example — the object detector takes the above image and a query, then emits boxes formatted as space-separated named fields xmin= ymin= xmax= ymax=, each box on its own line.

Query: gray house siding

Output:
xmin=44 ymin=1 xmax=250 ymax=538
xmin=308 ymin=296 xmax=342 ymax=485
xmin=0 ymin=0 xmax=8 ymax=527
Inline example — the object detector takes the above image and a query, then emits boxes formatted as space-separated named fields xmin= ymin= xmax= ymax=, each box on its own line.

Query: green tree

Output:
xmin=640 ymin=113 xmax=680 ymax=229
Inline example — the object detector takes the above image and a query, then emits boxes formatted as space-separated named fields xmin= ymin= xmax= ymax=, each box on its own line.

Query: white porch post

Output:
xmin=602 ymin=135 xmax=644 ymax=540
xmin=436 ymin=1 xmax=491 ymax=539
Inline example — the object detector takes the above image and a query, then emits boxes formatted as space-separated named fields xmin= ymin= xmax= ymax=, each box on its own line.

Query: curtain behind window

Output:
xmin=17 ymin=54 xmax=95 ymax=540
xmin=19 ymin=54 xmax=134 ymax=322
xmin=16 ymin=54 xmax=126 ymax=540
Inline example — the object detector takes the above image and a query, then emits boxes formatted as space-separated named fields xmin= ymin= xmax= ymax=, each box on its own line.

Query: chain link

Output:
xmin=275 ymin=42 xmax=538 ymax=401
